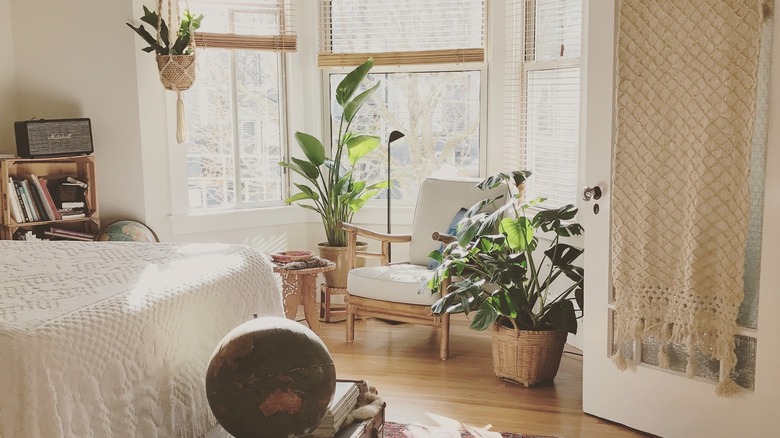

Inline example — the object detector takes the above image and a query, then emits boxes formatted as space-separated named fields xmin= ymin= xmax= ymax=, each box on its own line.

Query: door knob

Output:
xmin=583 ymin=185 xmax=602 ymax=202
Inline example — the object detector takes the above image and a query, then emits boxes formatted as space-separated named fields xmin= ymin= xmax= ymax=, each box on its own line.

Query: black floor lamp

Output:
xmin=386 ymin=130 xmax=405 ymax=262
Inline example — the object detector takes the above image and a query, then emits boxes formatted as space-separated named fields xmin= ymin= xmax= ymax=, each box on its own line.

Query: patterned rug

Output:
xmin=383 ymin=421 xmax=555 ymax=438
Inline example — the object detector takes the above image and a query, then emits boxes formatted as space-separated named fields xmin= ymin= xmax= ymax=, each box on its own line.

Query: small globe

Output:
xmin=95 ymin=220 xmax=158 ymax=242
xmin=206 ymin=317 xmax=336 ymax=438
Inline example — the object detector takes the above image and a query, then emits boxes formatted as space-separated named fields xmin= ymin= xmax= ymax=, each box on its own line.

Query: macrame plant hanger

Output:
xmin=155 ymin=0 xmax=196 ymax=143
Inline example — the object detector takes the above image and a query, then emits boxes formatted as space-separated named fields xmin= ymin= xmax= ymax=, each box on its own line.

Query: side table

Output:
xmin=273 ymin=262 xmax=335 ymax=334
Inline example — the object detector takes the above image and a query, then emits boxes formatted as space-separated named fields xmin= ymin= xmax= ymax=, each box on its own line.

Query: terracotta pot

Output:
xmin=317 ymin=242 xmax=368 ymax=288
xmin=491 ymin=324 xmax=567 ymax=387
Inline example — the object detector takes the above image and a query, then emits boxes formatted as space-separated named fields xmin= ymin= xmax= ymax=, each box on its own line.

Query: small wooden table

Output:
xmin=273 ymin=262 xmax=335 ymax=334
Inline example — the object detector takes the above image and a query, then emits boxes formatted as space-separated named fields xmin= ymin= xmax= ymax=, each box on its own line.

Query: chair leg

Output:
xmin=346 ymin=304 xmax=355 ymax=342
xmin=439 ymin=313 xmax=450 ymax=360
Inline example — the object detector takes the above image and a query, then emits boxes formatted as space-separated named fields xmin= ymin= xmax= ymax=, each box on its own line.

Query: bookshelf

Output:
xmin=0 ymin=155 xmax=100 ymax=240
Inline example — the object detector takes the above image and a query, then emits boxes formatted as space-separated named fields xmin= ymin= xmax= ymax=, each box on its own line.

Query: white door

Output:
xmin=581 ymin=1 xmax=780 ymax=437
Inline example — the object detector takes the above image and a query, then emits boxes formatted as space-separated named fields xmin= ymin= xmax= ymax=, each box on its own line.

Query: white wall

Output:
xmin=10 ymin=0 xmax=146 ymax=220
xmin=0 ymin=0 xmax=16 ymax=153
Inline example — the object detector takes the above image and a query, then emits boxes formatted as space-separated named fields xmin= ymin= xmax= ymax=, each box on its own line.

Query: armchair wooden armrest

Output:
xmin=339 ymin=222 xmax=412 ymax=268
xmin=431 ymin=231 xmax=456 ymax=244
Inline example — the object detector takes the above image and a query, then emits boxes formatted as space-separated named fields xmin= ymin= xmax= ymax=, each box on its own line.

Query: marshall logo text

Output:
xmin=48 ymin=133 xmax=74 ymax=140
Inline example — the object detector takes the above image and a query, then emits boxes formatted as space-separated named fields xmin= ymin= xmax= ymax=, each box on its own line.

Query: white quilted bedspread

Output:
xmin=0 ymin=241 xmax=283 ymax=438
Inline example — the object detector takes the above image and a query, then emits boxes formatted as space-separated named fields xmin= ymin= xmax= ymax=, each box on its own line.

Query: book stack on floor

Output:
xmin=310 ymin=381 xmax=360 ymax=437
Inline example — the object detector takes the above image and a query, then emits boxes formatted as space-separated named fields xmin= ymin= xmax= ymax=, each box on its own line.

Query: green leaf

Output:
xmin=294 ymin=132 xmax=326 ymax=166
xmin=291 ymin=157 xmax=320 ymax=180
xmin=126 ymin=23 xmax=166 ymax=54
xmin=293 ymin=183 xmax=319 ymax=201
xmin=544 ymin=243 xmax=583 ymax=268
xmin=285 ymin=192 xmax=314 ymax=204
xmin=470 ymin=301 xmax=498 ymax=331
xmin=575 ymin=287 xmax=584 ymax=312
xmin=343 ymin=82 xmax=380 ymax=123
xmin=499 ymin=217 xmax=534 ymax=251
xmin=346 ymin=135 xmax=381 ymax=165
xmin=336 ymin=58 xmax=374 ymax=106
xmin=279 ymin=161 xmax=317 ymax=184
xmin=546 ymin=300 xmax=578 ymax=334
xmin=476 ymin=170 xmax=532 ymax=190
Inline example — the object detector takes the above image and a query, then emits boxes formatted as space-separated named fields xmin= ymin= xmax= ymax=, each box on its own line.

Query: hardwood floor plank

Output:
xmin=317 ymin=316 xmax=652 ymax=437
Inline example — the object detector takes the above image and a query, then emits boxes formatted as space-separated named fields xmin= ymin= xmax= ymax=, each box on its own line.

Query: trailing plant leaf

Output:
xmin=471 ymin=301 xmax=498 ymax=331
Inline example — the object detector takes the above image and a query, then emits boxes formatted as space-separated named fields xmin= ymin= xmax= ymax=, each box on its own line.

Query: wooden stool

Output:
xmin=273 ymin=263 xmax=335 ymax=334
xmin=320 ymin=284 xmax=348 ymax=323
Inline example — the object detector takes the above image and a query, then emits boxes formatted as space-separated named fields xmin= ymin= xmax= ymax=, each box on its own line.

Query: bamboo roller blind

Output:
xmin=189 ymin=0 xmax=296 ymax=52
xmin=318 ymin=0 xmax=486 ymax=67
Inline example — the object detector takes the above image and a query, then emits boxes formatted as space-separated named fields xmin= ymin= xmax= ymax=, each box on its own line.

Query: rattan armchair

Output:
xmin=338 ymin=177 xmax=507 ymax=360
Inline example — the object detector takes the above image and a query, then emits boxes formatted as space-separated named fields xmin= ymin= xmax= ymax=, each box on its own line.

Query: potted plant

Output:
xmin=127 ymin=5 xmax=204 ymax=91
xmin=280 ymin=58 xmax=387 ymax=288
xmin=427 ymin=171 xmax=584 ymax=387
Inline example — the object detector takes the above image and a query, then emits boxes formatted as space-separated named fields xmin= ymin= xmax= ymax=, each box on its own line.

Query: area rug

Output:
xmin=383 ymin=422 xmax=555 ymax=438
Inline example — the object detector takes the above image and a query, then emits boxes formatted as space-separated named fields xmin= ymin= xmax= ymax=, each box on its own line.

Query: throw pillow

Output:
xmin=427 ymin=207 xmax=467 ymax=270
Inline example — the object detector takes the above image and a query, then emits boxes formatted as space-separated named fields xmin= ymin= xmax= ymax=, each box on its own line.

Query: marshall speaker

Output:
xmin=14 ymin=118 xmax=94 ymax=158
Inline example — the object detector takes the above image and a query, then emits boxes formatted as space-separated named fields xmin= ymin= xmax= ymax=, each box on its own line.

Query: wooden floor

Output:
xmin=317 ymin=316 xmax=651 ymax=438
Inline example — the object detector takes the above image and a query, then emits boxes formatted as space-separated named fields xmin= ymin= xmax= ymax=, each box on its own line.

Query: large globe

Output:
xmin=95 ymin=220 xmax=158 ymax=242
xmin=206 ymin=317 xmax=336 ymax=438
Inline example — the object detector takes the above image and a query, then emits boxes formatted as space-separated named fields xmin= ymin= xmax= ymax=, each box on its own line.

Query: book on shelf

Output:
xmin=65 ymin=176 xmax=88 ymax=188
xmin=33 ymin=175 xmax=61 ymax=220
xmin=18 ymin=179 xmax=40 ymax=222
xmin=48 ymin=227 xmax=95 ymax=239
xmin=59 ymin=212 xmax=87 ymax=220
xmin=310 ymin=381 xmax=360 ymax=437
xmin=28 ymin=174 xmax=56 ymax=221
xmin=7 ymin=178 xmax=24 ymax=223
xmin=44 ymin=230 xmax=93 ymax=241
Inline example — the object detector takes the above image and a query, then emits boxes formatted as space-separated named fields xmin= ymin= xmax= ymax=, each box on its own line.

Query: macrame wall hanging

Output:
xmin=611 ymin=0 xmax=765 ymax=396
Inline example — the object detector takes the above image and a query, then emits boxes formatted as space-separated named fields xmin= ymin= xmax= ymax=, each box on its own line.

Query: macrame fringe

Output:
xmin=715 ymin=378 xmax=740 ymax=397
xmin=612 ymin=348 xmax=629 ymax=371
xmin=176 ymin=90 xmax=186 ymax=143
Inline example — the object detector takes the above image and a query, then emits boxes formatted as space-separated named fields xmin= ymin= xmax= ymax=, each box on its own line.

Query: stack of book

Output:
xmin=51 ymin=176 xmax=89 ymax=220
xmin=6 ymin=175 xmax=88 ymax=223
xmin=311 ymin=381 xmax=360 ymax=437
xmin=43 ymin=227 xmax=95 ymax=241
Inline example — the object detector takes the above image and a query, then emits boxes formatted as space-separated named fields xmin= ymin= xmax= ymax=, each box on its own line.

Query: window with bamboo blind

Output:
xmin=319 ymin=0 xmax=487 ymax=202
xmin=183 ymin=0 xmax=295 ymax=210
xmin=505 ymin=0 xmax=582 ymax=208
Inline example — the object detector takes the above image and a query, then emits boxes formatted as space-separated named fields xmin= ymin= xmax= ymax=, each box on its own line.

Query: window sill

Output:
xmin=170 ymin=206 xmax=309 ymax=235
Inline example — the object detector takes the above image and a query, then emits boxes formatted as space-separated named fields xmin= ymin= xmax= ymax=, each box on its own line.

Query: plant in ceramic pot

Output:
xmin=427 ymin=171 xmax=584 ymax=386
xmin=280 ymin=58 xmax=387 ymax=287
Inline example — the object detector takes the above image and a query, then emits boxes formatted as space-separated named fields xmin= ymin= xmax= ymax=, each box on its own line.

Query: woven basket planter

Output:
xmin=156 ymin=54 xmax=196 ymax=91
xmin=492 ymin=324 xmax=568 ymax=387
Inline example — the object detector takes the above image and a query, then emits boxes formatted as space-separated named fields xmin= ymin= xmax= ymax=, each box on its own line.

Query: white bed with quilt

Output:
xmin=0 ymin=241 xmax=283 ymax=438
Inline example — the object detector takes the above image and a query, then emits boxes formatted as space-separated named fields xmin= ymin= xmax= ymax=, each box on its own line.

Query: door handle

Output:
xmin=583 ymin=185 xmax=602 ymax=202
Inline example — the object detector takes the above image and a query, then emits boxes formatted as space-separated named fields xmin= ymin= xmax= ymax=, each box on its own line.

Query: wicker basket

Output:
xmin=156 ymin=54 xmax=196 ymax=91
xmin=491 ymin=324 xmax=568 ymax=387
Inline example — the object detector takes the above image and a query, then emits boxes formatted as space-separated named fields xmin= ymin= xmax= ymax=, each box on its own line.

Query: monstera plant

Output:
xmin=428 ymin=171 xmax=584 ymax=386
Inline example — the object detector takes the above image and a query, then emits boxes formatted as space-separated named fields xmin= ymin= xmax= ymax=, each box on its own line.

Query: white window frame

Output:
xmin=166 ymin=50 xmax=306 ymax=235
xmin=319 ymin=62 xmax=489 ymax=210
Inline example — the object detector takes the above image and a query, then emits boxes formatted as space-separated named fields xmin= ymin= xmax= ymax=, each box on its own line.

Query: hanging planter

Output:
xmin=127 ymin=4 xmax=204 ymax=143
